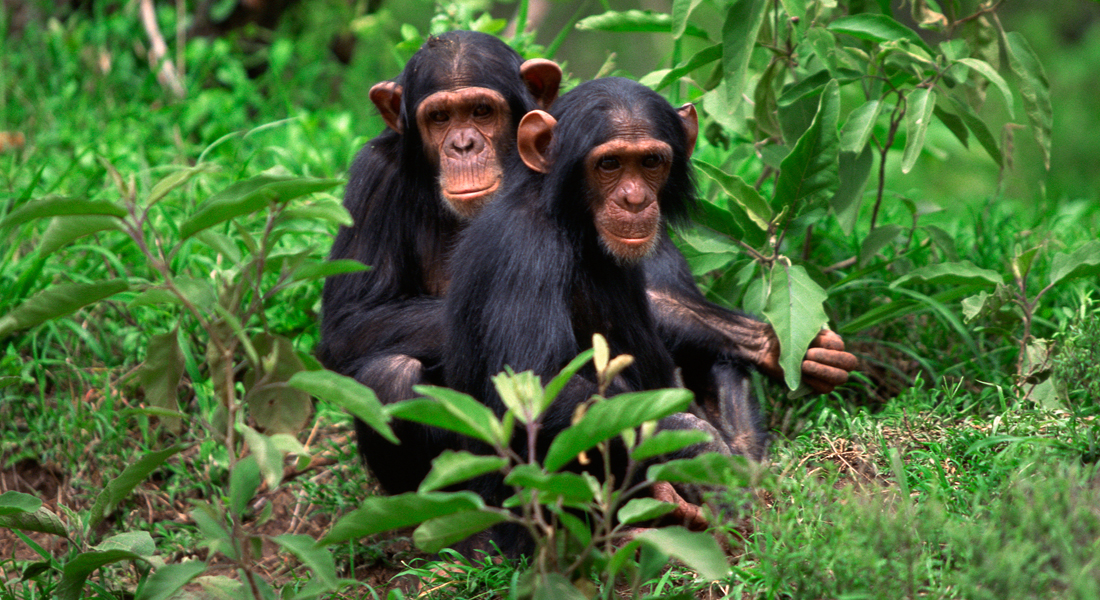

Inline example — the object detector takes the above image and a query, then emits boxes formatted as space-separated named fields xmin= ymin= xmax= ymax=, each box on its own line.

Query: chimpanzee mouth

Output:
xmin=444 ymin=179 xmax=500 ymax=202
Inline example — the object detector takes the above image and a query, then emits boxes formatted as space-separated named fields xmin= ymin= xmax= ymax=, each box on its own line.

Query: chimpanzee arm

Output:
xmin=645 ymin=230 xmax=856 ymax=393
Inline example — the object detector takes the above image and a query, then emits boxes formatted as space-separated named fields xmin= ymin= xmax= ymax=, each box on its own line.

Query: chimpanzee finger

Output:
xmin=811 ymin=328 xmax=846 ymax=351
xmin=806 ymin=347 xmax=860 ymax=372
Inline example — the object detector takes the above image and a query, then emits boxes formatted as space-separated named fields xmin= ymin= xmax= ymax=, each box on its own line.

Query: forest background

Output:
xmin=2 ymin=0 xmax=1100 ymax=598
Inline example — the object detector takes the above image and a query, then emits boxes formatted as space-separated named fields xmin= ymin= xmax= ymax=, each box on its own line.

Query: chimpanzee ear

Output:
xmin=369 ymin=81 xmax=404 ymax=134
xmin=520 ymin=59 xmax=562 ymax=110
xmin=517 ymin=110 xmax=557 ymax=174
xmin=677 ymin=103 xmax=699 ymax=158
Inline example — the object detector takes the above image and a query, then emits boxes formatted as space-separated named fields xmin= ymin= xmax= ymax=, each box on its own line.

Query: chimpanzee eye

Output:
xmin=598 ymin=157 xmax=620 ymax=171
xmin=473 ymin=104 xmax=492 ymax=117
xmin=642 ymin=154 xmax=662 ymax=169
xmin=430 ymin=111 xmax=449 ymax=123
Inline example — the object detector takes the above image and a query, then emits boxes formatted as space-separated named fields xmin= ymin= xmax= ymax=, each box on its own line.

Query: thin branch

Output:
xmin=139 ymin=0 xmax=185 ymax=99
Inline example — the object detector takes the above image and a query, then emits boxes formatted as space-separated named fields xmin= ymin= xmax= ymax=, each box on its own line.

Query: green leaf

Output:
xmin=398 ymin=385 xmax=505 ymax=447
xmin=543 ymin=348 xmax=595 ymax=415
xmin=932 ymin=104 xmax=969 ymax=149
xmin=136 ymin=561 xmax=209 ymax=600
xmin=543 ymin=389 xmax=692 ymax=472
xmin=576 ymin=9 xmax=670 ymax=32
xmin=179 ymin=176 xmax=341 ymax=239
xmin=146 ymin=164 xmax=218 ymax=206
xmin=1004 ymin=31 xmax=1052 ymax=170
xmin=530 ymin=572 xmax=590 ymax=600
xmin=0 ymin=196 xmax=126 ymax=231
xmin=321 ymin=491 xmax=485 ymax=544
xmin=839 ymin=100 xmax=882 ymax=154
xmin=504 ymin=465 xmax=595 ymax=505
xmin=901 ymin=87 xmax=936 ymax=174
xmin=828 ymin=14 xmax=933 ymax=54
xmin=695 ymin=161 xmax=771 ymax=232
xmin=57 ymin=549 xmax=151 ymax=600
xmin=634 ymin=527 xmax=731 ymax=581
xmin=859 ymin=224 xmax=904 ymax=266
xmin=414 ymin=510 xmax=508 ymax=553
xmin=1049 ymin=240 xmax=1100 ymax=287
xmin=720 ymin=0 xmax=769 ymax=108
xmin=890 ymin=260 xmax=1003 ymax=289
xmin=631 ymin=429 xmax=712 ymax=462
xmin=272 ymin=534 xmax=338 ymax=588
xmin=671 ymin=0 xmax=707 ymax=38
xmin=776 ymin=69 xmax=832 ymax=107
xmin=278 ymin=198 xmax=354 ymax=227
xmin=418 ymin=451 xmax=508 ymax=493
xmin=289 ymin=259 xmax=369 ymax=283
xmin=830 ymin=148 xmax=874 ymax=236
xmin=87 ymin=444 xmax=186 ymax=530
xmin=956 ymin=58 xmax=1014 ymax=119
xmin=0 ymin=491 xmax=41 ymax=516
xmin=0 ymin=505 xmax=65 ymax=536
xmin=228 ymin=455 xmax=262 ymax=517
xmin=772 ymin=79 xmax=840 ymax=217
xmin=288 ymin=370 xmax=397 ymax=445
xmin=139 ymin=330 xmax=185 ymax=433
xmin=94 ymin=531 xmax=156 ymax=556
xmin=39 ymin=215 xmax=122 ymax=257
xmin=949 ymin=95 xmax=1002 ymax=166
xmin=763 ymin=263 xmax=829 ymax=390
xmin=651 ymin=44 xmax=721 ymax=91
xmin=0 ymin=279 xmax=129 ymax=338
xmin=646 ymin=453 xmax=753 ymax=487
xmin=239 ymin=425 xmax=284 ymax=490
xmin=245 ymin=333 xmax=312 ymax=435
xmin=618 ymin=498 xmax=677 ymax=525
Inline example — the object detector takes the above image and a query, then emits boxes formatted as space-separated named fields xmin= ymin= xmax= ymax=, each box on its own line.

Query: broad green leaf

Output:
xmin=618 ymin=497 xmax=677 ymax=525
xmin=634 ymin=527 xmax=731 ymax=581
xmin=839 ymin=100 xmax=882 ymax=153
xmin=651 ymin=44 xmax=721 ymax=91
xmin=494 ymin=368 xmax=545 ymax=424
xmin=949 ymin=95 xmax=1002 ymax=166
xmin=543 ymin=348 xmax=595 ymax=414
xmin=1004 ymin=32 xmax=1052 ymax=170
xmin=288 ymin=370 xmax=397 ymax=445
xmin=279 ymin=199 xmax=354 ymax=227
xmin=239 ymin=425 xmax=284 ymax=490
xmin=772 ymin=79 xmax=840 ymax=217
xmin=647 ymin=453 xmax=753 ymax=487
xmin=901 ymin=88 xmax=936 ymax=173
xmin=0 ymin=279 xmax=129 ymax=338
xmin=544 ymin=389 xmax=692 ymax=472
xmin=0 ymin=505 xmax=65 ymax=536
xmin=179 ymin=176 xmax=340 ymax=239
xmin=858 ymin=224 xmax=904 ymax=266
xmin=932 ymin=104 xmax=969 ymax=149
xmin=321 ymin=491 xmax=485 ymax=544
xmin=146 ymin=164 xmax=217 ymax=206
xmin=228 ymin=456 xmax=262 ymax=517
xmin=289 ymin=259 xmax=369 ymax=283
xmin=39 ymin=215 xmax=122 ymax=257
xmin=272 ymin=534 xmax=338 ymax=588
xmin=830 ymin=148 xmax=874 ymax=235
xmin=762 ymin=263 xmax=829 ymax=390
xmin=139 ymin=330 xmax=185 ymax=433
xmin=0 ymin=491 xmax=41 ymax=516
xmin=828 ymin=14 xmax=933 ymax=54
xmin=671 ymin=0 xmax=707 ymax=38
xmin=1049 ymin=241 xmax=1100 ymax=287
xmin=419 ymin=450 xmax=508 ymax=493
xmin=401 ymin=385 xmax=505 ymax=447
xmin=531 ymin=572 xmax=590 ymax=600
xmin=414 ymin=510 xmax=508 ymax=554
xmin=504 ymin=465 xmax=595 ymax=505
xmin=87 ymin=444 xmax=186 ymax=530
xmin=695 ymin=160 xmax=771 ymax=232
xmin=956 ymin=58 xmax=1014 ymax=118
xmin=720 ymin=0 xmax=769 ymax=108
xmin=128 ymin=277 xmax=216 ymax=310
xmin=0 ymin=196 xmax=126 ymax=231
xmin=890 ymin=260 xmax=1003 ymax=289
xmin=245 ymin=333 xmax=312 ymax=434
xmin=631 ymin=429 xmax=712 ymax=462
xmin=57 ymin=549 xmax=151 ymax=600
xmin=136 ymin=561 xmax=209 ymax=600
xmin=776 ymin=70 xmax=832 ymax=107
xmin=94 ymin=531 xmax=156 ymax=556
xmin=576 ymin=9 xmax=669 ymax=33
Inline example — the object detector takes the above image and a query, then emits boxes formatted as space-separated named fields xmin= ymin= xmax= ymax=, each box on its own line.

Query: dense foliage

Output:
xmin=2 ymin=1 xmax=1099 ymax=598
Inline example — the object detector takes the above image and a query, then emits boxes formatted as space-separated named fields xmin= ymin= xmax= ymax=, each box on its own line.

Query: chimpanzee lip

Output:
xmin=445 ymin=179 xmax=500 ymax=202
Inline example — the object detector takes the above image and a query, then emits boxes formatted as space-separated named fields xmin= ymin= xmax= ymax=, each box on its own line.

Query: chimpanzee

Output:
xmin=443 ymin=79 xmax=739 ymax=530
xmin=317 ymin=31 xmax=562 ymax=493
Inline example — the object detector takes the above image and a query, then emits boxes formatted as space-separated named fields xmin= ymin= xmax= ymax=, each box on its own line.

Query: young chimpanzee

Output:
xmin=444 ymin=78 xmax=736 ymax=521
xmin=317 ymin=31 xmax=561 ymax=494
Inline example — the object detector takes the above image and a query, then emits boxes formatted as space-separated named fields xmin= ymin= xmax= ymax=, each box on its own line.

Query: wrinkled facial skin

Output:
xmin=416 ymin=87 xmax=512 ymax=219
xmin=585 ymin=121 xmax=672 ymax=263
